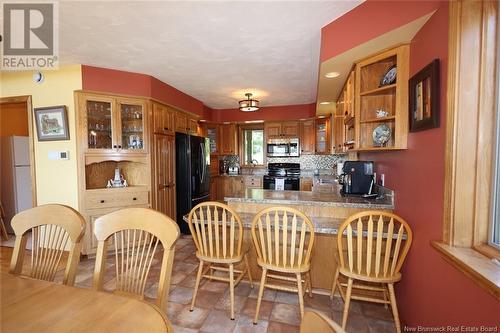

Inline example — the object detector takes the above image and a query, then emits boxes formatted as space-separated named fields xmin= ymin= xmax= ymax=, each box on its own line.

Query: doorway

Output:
xmin=0 ymin=96 xmax=37 ymax=243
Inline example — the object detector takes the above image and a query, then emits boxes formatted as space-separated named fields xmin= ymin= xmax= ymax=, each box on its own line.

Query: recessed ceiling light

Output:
xmin=320 ymin=102 xmax=331 ymax=105
xmin=325 ymin=72 xmax=340 ymax=78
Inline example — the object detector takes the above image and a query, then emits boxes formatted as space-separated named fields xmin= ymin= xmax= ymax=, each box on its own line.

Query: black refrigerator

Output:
xmin=175 ymin=133 xmax=210 ymax=234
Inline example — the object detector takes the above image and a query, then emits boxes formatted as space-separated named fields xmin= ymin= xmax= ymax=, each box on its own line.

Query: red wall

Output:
xmin=81 ymin=65 xmax=205 ymax=116
xmin=210 ymin=103 xmax=316 ymax=123
xmin=320 ymin=1 xmax=441 ymax=62
xmin=359 ymin=2 xmax=500 ymax=327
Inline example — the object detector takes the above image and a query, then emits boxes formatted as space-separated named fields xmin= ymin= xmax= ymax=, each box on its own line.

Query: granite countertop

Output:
xmin=224 ymin=186 xmax=394 ymax=210
xmin=183 ymin=212 xmax=343 ymax=235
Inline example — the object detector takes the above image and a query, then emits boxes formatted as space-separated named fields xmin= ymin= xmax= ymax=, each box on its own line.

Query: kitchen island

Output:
xmin=226 ymin=187 xmax=394 ymax=293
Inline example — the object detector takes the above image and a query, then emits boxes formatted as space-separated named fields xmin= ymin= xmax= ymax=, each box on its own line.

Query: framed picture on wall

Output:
xmin=34 ymin=105 xmax=70 ymax=141
xmin=409 ymin=59 xmax=440 ymax=132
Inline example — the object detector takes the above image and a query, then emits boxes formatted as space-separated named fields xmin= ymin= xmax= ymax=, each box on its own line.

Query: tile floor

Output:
xmin=1 ymin=235 xmax=397 ymax=333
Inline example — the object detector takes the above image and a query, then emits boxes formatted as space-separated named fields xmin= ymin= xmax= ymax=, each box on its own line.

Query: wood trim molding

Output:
xmin=0 ymin=96 xmax=37 ymax=207
xmin=443 ymin=0 xmax=498 ymax=247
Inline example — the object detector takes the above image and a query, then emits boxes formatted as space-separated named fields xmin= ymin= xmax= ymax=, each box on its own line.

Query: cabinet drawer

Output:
xmin=85 ymin=191 xmax=149 ymax=209
xmin=244 ymin=177 xmax=262 ymax=187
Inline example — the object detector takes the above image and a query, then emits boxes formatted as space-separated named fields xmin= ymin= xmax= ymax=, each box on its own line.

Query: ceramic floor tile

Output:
xmin=167 ymin=301 xmax=185 ymax=318
xmin=367 ymin=318 xmax=397 ymax=333
xmin=303 ymin=293 xmax=333 ymax=313
xmin=170 ymin=286 xmax=197 ymax=305
xmin=192 ymin=290 xmax=224 ymax=309
xmin=241 ymin=298 xmax=274 ymax=321
xmin=234 ymin=315 xmax=269 ymax=333
xmin=200 ymin=280 xmax=230 ymax=293
xmin=199 ymin=309 xmax=237 ymax=333
xmin=248 ymin=286 xmax=277 ymax=302
xmin=274 ymin=291 xmax=299 ymax=305
xmin=269 ymin=303 xmax=301 ymax=326
xmin=214 ymin=292 xmax=248 ymax=316
xmin=178 ymin=273 xmax=200 ymax=288
xmin=172 ymin=325 xmax=199 ymax=333
xmin=361 ymin=301 xmax=394 ymax=321
xmin=266 ymin=321 xmax=300 ymax=333
xmin=172 ymin=306 xmax=210 ymax=329
xmin=234 ymin=282 xmax=253 ymax=297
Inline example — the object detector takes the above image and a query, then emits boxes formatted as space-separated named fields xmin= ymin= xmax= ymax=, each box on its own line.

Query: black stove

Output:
xmin=263 ymin=163 xmax=301 ymax=191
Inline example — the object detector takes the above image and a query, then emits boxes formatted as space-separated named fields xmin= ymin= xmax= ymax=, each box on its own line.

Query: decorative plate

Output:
xmin=372 ymin=124 xmax=392 ymax=146
xmin=380 ymin=65 xmax=397 ymax=86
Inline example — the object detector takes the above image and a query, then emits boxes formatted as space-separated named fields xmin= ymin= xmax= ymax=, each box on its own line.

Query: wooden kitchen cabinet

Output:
xmin=315 ymin=116 xmax=331 ymax=154
xmin=265 ymin=121 xmax=299 ymax=138
xmin=152 ymin=134 xmax=176 ymax=220
xmin=300 ymin=177 xmax=313 ymax=191
xmin=300 ymin=119 xmax=315 ymax=154
xmin=206 ymin=123 xmax=220 ymax=155
xmin=219 ymin=123 xmax=238 ymax=155
xmin=152 ymin=102 xmax=175 ymax=135
xmin=175 ymin=112 xmax=188 ymax=133
xmin=188 ymin=116 xmax=199 ymax=135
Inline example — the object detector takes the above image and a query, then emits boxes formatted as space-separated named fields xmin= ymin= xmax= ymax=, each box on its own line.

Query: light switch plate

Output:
xmin=48 ymin=151 xmax=70 ymax=160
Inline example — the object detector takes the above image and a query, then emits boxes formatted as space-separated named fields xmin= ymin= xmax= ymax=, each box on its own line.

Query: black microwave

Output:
xmin=267 ymin=138 xmax=300 ymax=157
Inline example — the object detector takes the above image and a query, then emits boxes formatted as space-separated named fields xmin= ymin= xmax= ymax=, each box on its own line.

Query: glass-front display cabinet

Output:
xmin=79 ymin=93 xmax=147 ymax=153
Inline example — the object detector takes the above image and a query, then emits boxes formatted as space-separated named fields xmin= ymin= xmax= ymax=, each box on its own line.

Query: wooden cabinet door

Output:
xmin=175 ymin=112 xmax=188 ymax=133
xmin=220 ymin=124 xmax=237 ymax=155
xmin=300 ymin=119 xmax=315 ymax=154
xmin=265 ymin=122 xmax=282 ymax=137
xmin=210 ymin=177 xmax=218 ymax=201
xmin=153 ymin=134 xmax=176 ymax=219
xmin=206 ymin=124 xmax=220 ymax=155
xmin=315 ymin=117 xmax=331 ymax=154
xmin=333 ymin=116 xmax=344 ymax=153
xmin=281 ymin=121 xmax=299 ymax=136
xmin=152 ymin=102 xmax=165 ymax=134
xmin=78 ymin=93 xmax=117 ymax=152
xmin=300 ymin=177 xmax=313 ymax=191
xmin=165 ymin=107 xmax=175 ymax=135
xmin=188 ymin=117 xmax=198 ymax=135
xmin=116 ymin=98 xmax=148 ymax=152
xmin=231 ymin=176 xmax=244 ymax=194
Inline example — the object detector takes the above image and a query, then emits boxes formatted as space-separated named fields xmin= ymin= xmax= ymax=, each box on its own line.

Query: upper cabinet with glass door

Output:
xmin=78 ymin=92 xmax=148 ymax=154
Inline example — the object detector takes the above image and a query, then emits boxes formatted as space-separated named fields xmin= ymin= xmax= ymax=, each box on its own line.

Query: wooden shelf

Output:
xmin=360 ymin=84 xmax=396 ymax=96
xmin=360 ymin=116 xmax=396 ymax=124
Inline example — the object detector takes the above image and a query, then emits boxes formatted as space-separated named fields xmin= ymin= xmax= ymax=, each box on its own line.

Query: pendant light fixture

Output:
xmin=239 ymin=93 xmax=259 ymax=112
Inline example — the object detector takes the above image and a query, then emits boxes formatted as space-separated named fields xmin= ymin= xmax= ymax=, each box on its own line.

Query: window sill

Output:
xmin=431 ymin=241 xmax=500 ymax=300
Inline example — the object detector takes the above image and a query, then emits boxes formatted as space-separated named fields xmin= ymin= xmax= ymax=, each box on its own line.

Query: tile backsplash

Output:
xmin=221 ymin=154 xmax=347 ymax=175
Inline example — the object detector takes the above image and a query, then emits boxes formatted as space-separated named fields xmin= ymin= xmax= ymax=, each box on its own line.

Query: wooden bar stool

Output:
xmin=9 ymin=204 xmax=86 ymax=286
xmin=251 ymin=206 xmax=315 ymax=323
xmin=331 ymin=210 xmax=413 ymax=333
xmin=187 ymin=202 xmax=253 ymax=320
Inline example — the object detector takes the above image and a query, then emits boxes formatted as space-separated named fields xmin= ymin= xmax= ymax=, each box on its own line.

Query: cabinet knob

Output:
xmin=164 ymin=127 xmax=168 ymax=131
xmin=113 ymin=145 xmax=117 ymax=149
xmin=118 ymin=145 xmax=122 ymax=149
xmin=100 ymin=200 xmax=105 ymax=203
xmin=133 ymin=197 xmax=137 ymax=201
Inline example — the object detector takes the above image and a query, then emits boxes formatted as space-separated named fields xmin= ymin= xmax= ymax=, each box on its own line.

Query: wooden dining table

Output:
xmin=0 ymin=271 xmax=172 ymax=333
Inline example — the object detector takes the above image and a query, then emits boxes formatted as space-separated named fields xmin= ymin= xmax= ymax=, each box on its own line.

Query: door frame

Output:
xmin=0 ymin=95 xmax=37 ymax=207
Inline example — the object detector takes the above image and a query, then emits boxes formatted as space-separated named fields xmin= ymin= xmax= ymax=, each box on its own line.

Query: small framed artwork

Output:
xmin=409 ymin=59 xmax=440 ymax=132
xmin=34 ymin=105 xmax=70 ymax=141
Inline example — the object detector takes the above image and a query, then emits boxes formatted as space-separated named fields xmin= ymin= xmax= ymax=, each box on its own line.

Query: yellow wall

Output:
xmin=0 ymin=65 xmax=82 ymax=209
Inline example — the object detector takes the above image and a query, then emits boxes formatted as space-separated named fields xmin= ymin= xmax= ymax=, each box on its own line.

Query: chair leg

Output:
xmin=229 ymin=263 xmax=235 ymax=320
xmin=383 ymin=284 xmax=389 ymax=309
xmin=306 ymin=271 xmax=313 ymax=298
xmin=330 ymin=267 xmax=339 ymax=300
xmin=341 ymin=278 xmax=353 ymax=329
xmin=244 ymin=254 xmax=254 ymax=288
xmin=296 ymin=273 xmax=305 ymax=318
xmin=190 ymin=260 xmax=204 ymax=311
xmin=253 ymin=268 xmax=267 ymax=324
xmin=388 ymin=283 xmax=401 ymax=333
xmin=0 ymin=217 xmax=8 ymax=240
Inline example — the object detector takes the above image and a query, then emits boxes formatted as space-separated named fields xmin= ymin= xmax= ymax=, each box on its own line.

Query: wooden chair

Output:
xmin=9 ymin=204 xmax=86 ymax=286
xmin=331 ymin=211 xmax=413 ymax=333
xmin=187 ymin=202 xmax=253 ymax=320
xmin=0 ymin=202 xmax=9 ymax=240
xmin=300 ymin=310 xmax=346 ymax=333
xmin=251 ymin=207 xmax=315 ymax=323
xmin=92 ymin=207 xmax=180 ymax=311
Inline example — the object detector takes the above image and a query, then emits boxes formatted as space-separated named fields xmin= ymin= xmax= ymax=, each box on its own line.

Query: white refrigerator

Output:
xmin=1 ymin=136 xmax=33 ymax=233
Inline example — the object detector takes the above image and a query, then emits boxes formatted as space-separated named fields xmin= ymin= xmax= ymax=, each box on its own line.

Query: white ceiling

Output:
xmin=59 ymin=1 xmax=363 ymax=109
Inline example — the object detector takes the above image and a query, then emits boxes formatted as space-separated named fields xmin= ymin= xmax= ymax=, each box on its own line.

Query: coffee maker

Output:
xmin=339 ymin=161 xmax=375 ymax=196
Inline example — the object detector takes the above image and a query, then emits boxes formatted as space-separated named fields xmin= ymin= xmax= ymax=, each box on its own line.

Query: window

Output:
xmin=241 ymin=128 xmax=264 ymax=165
